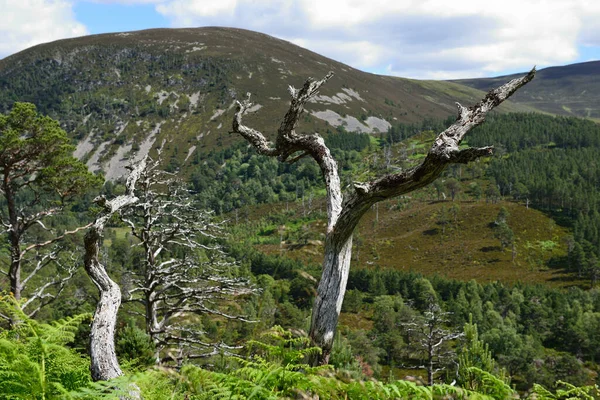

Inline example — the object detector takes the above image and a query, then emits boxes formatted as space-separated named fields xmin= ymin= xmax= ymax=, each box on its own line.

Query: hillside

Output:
xmin=214 ymin=111 xmax=600 ymax=290
xmin=453 ymin=61 xmax=600 ymax=120
xmin=250 ymin=199 xmax=574 ymax=288
xmin=0 ymin=27 xmax=528 ymax=180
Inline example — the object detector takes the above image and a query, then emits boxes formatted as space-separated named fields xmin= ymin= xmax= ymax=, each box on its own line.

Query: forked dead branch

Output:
xmin=232 ymin=68 xmax=535 ymax=364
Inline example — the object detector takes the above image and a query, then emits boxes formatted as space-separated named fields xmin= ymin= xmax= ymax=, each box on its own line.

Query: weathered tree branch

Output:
xmin=231 ymin=68 xmax=535 ymax=365
xmin=22 ymin=223 xmax=92 ymax=257
xmin=24 ymin=264 xmax=77 ymax=318
xmin=337 ymin=68 xmax=536 ymax=243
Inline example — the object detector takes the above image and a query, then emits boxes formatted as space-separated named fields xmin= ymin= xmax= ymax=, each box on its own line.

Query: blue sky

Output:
xmin=74 ymin=2 xmax=169 ymax=34
xmin=1 ymin=0 xmax=599 ymax=79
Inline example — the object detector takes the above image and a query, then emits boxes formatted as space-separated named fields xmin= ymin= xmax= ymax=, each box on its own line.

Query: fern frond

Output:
xmin=40 ymin=313 xmax=93 ymax=345
xmin=529 ymin=383 xmax=558 ymax=399
xmin=553 ymin=380 xmax=597 ymax=400
xmin=464 ymin=366 xmax=515 ymax=399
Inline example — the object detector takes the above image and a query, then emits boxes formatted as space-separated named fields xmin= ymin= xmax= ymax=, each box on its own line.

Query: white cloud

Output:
xmin=156 ymin=0 xmax=238 ymax=20
xmin=152 ymin=0 xmax=600 ymax=78
xmin=2 ymin=0 xmax=598 ymax=78
xmin=0 ymin=0 xmax=87 ymax=59
xmin=290 ymin=38 xmax=388 ymax=70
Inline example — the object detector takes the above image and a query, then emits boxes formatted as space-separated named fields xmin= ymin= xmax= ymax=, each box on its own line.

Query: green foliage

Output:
xmin=461 ymin=368 xmax=514 ymax=399
xmin=329 ymin=332 xmax=364 ymax=378
xmin=0 ymin=102 xmax=102 ymax=199
xmin=0 ymin=296 xmax=92 ymax=399
xmin=345 ymin=267 xmax=600 ymax=390
xmin=457 ymin=317 xmax=511 ymax=398
xmin=116 ymin=321 xmax=156 ymax=370
xmin=175 ymin=326 xmax=502 ymax=399
xmin=457 ymin=317 xmax=506 ymax=388
xmin=528 ymin=381 xmax=600 ymax=399
xmin=324 ymin=130 xmax=371 ymax=152
xmin=69 ymin=371 xmax=177 ymax=400
xmin=0 ymin=102 xmax=102 ymax=309
xmin=469 ymin=113 xmax=600 ymax=284
xmin=494 ymin=222 xmax=514 ymax=250
xmin=0 ymin=305 xmax=598 ymax=399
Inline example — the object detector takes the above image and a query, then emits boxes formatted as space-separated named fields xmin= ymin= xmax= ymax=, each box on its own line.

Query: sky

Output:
xmin=1 ymin=0 xmax=599 ymax=79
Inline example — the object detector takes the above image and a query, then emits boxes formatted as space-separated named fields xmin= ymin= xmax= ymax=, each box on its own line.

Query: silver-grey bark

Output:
xmin=84 ymin=159 xmax=145 ymax=383
xmin=405 ymin=303 xmax=464 ymax=385
xmin=120 ymin=156 xmax=256 ymax=364
xmin=231 ymin=68 xmax=535 ymax=364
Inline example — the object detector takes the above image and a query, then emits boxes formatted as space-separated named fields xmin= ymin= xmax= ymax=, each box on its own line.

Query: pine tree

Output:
xmin=457 ymin=315 xmax=508 ymax=391
xmin=0 ymin=102 xmax=101 ymax=317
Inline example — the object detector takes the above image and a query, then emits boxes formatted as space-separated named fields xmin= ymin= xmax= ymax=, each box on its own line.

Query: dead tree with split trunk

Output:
xmin=120 ymin=156 xmax=256 ymax=364
xmin=231 ymin=68 xmax=535 ymax=365
xmin=83 ymin=159 xmax=145 ymax=394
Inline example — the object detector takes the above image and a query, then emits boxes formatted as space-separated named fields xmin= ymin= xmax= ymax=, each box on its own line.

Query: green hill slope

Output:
xmin=246 ymin=198 xmax=574 ymax=288
xmin=0 ymin=27 xmax=528 ymax=180
xmin=228 ymin=112 xmax=600 ymax=288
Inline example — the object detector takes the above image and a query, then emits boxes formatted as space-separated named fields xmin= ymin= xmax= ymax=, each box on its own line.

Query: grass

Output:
xmin=352 ymin=199 xmax=573 ymax=286
xmin=339 ymin=312 xmax=374 ymax=331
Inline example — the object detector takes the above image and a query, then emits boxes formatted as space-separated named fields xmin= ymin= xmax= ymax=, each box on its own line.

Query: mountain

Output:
xmin=452 ymin=61 xmax=600 ymax=120
xmin=0 ymin=27 xmax=528 ymax=180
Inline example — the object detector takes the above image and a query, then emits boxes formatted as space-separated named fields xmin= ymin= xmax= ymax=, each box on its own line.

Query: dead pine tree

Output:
xmin=120 ymin=156 xmax=256 ymax=364
xmin=406 ymin=302 xmax=464 ymax=386
xmin=83 ymin=159 xmax=145 ymax=398
xmin=231 ymin=68 xmax=535 ymax=365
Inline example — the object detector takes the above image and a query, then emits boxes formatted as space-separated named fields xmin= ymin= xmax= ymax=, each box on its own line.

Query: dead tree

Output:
xmin=83 ymin=159 xmax=145 ymax=385
xmin=120 ymin=157 xmax=256 ymax=364
xmin=18 ymin=249 xmax=79 ymax=318
xmin=231 ymin=68 xmax=535 ymax=364
xmin=406 ymin=303 xmax=463 ymax=385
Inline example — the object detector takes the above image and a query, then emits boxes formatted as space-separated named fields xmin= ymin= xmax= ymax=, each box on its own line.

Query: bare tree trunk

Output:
xmin=84 ymin=228 xmax=124 ymax=381
xmin=119 ymin=157 xmax=256 ymax=365
xmin=428 ymin=341 xmax=434 ymax=386
xmin=309 ymin=236 xmax=352 ymax=364
xmin=8 ymin=231 xmax=22 ymax=327
xmin=144 ymin=288 xmax=160 ymax=363
xmin=83 ymin=160 xmax=145 ymax=397
xmin=6 ymin=182 xmax=22 ymax=301
xmin=8 ymin=242 xmax=21 ymax=301
xmin=232 ymin=68 xmax=535 ymax=365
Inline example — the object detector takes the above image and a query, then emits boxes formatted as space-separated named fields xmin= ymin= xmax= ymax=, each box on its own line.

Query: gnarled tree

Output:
xmin=231 ymin=68 xmax=535 ymax=364
xmin=84 ymin=159 xmax=145 ymax=386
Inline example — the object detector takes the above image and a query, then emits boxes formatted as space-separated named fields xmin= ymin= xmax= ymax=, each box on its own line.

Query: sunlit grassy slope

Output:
xmin=241 ymin=196 xmax=576 ymax=288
